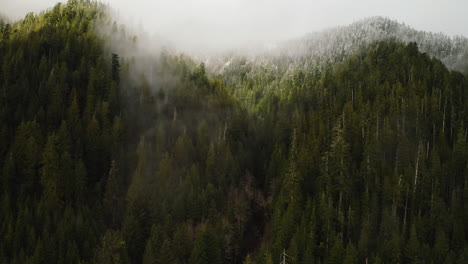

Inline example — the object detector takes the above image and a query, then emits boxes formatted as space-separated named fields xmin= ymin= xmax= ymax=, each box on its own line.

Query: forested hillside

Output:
xmin=284 ymin=17 xmax=468 ymax=72
xmin=208 ymin=17 xmax=468 ymax=78
xmin=0 ymin=1 xmax=122 ymax=263
xmin=0 ymin=1 xmax=467 ymax=264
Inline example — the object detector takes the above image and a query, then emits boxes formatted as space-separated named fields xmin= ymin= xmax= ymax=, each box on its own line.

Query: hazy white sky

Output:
xmin=2 ymin=0 xmax=468 ymax=51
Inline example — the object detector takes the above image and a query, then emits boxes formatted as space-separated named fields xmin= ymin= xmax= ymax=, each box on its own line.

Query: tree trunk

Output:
xmin=414 ymin=141 xmax=421 ymax=194
xmin=403 ymin=188 xmax=409 ymax=233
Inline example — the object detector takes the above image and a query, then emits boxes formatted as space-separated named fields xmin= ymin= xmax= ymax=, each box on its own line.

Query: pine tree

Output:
xmin=283 ymin=129 xmax=303 ymax=204
xmin=343 ymin=242 xmax=358 ymax=264
xmin=189 ymin=230 xmax=209 ymax=264
xmin=40 ymin=134 xmax=63 ymax=209
xmin=434 ymin=228 xmax=449 ymax=264
xmin=327 ymin=238 xmax=344 ymax=264
xmin=93 ymin=229 xmax=128 ymax=264
xmin=112 ymin=53 xmax=120 ymax=85
xmin=142 ymin=225 xmax=163 ymax=264
xmin=104 ymin=160 xmax=123 ymax=227
xmin=2 ymin=23 xmax=9 ymax=47
xmin=243 ymin=254 xmax=256 ymax=264
xmin=405 ymin=224 xmax=420 ymax=262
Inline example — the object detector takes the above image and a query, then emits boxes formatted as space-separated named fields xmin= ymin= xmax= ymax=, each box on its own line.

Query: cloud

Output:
xmin=3 ymin=0 xmax=468 ymax=53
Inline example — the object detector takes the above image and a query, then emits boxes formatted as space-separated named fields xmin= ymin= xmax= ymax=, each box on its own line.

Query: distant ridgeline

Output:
xmin=0 ymin=1 xmax=467 ymax=264
xmin=213 ymin=17 xmax=468 ymax=76
xmin=286 ymin=17 xmax=468 ymax=71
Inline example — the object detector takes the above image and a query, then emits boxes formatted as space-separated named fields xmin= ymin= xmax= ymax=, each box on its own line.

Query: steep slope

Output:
xmin=284 ymin=17 xmax=468 ymax=72
xmin=212 ymin=17 xmax=468 ymax=77
xmin=249 ymin=40 xmax=468 ymax=264
xmin=0 ymin=1 xmax=122 ymax=263
xmin=0 ymin=1 xmax=258 ymax=263
xmin=216 ymin=38 xmax=468 ymax=264
xmin=0 ymin=1 xmax=467 ymax=264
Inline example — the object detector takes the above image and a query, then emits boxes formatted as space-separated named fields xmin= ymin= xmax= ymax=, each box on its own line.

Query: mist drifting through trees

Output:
xmin=0 ymin=1 xmax=467 ymax=264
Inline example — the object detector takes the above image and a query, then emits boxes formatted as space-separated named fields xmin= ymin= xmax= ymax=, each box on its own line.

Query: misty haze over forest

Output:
xmin=0 ymin=1 xmax=467 ymax=264
xmin=4 ymin=0 xmax=468 ymax=53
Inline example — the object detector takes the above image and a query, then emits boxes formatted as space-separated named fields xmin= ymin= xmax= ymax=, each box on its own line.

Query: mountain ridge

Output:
xmin=207 ymin=16 xmax=468 ymax=75
xmin=0 ymin=1 xmax=467 ymax=264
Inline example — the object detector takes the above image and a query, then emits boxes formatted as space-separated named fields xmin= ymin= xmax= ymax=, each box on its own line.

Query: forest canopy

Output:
xmin=0 ymin=1 xmax=467 ymax=264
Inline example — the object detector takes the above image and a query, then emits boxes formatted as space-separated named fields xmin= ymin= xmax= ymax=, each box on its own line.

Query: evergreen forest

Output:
xmin=0 ymin=1 xmax=467 ymax=263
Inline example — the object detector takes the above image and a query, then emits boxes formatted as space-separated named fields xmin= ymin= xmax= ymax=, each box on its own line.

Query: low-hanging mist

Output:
xmin=4 ymin=0 xmax=468 ymax=54
xmin=0 ymin=1 xmax=467 ymax=264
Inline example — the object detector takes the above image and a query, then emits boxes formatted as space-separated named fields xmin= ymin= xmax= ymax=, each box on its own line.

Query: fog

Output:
xmin=3 ymin=0 xmax=468 ymax=53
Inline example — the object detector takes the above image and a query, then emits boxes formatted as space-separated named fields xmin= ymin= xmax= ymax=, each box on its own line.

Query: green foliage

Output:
xmin=0 ymin=1 xmax=467 ymax=264
xmin=93 ymin=229 xmax=128 ymax=264
xmin=189 ymin=227 xmax=222 ymax=264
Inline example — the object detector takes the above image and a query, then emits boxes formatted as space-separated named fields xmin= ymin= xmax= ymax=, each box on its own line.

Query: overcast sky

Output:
xmin=2 ymin=0 xmax=468 ymax=51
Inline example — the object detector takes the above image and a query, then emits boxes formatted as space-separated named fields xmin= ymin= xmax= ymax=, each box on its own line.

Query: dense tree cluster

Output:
xmin=222 ymin=40 xmax=468 ymax=264
xmin=0 ymin=1 xmax=122 ymax=263
xmin=209 ymin=16 xmax=468 ymax=79
xmin=0 ymin=1 xmax=467 ymax=264
xmin=281 ymin=16 xmax=468 ymax=73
